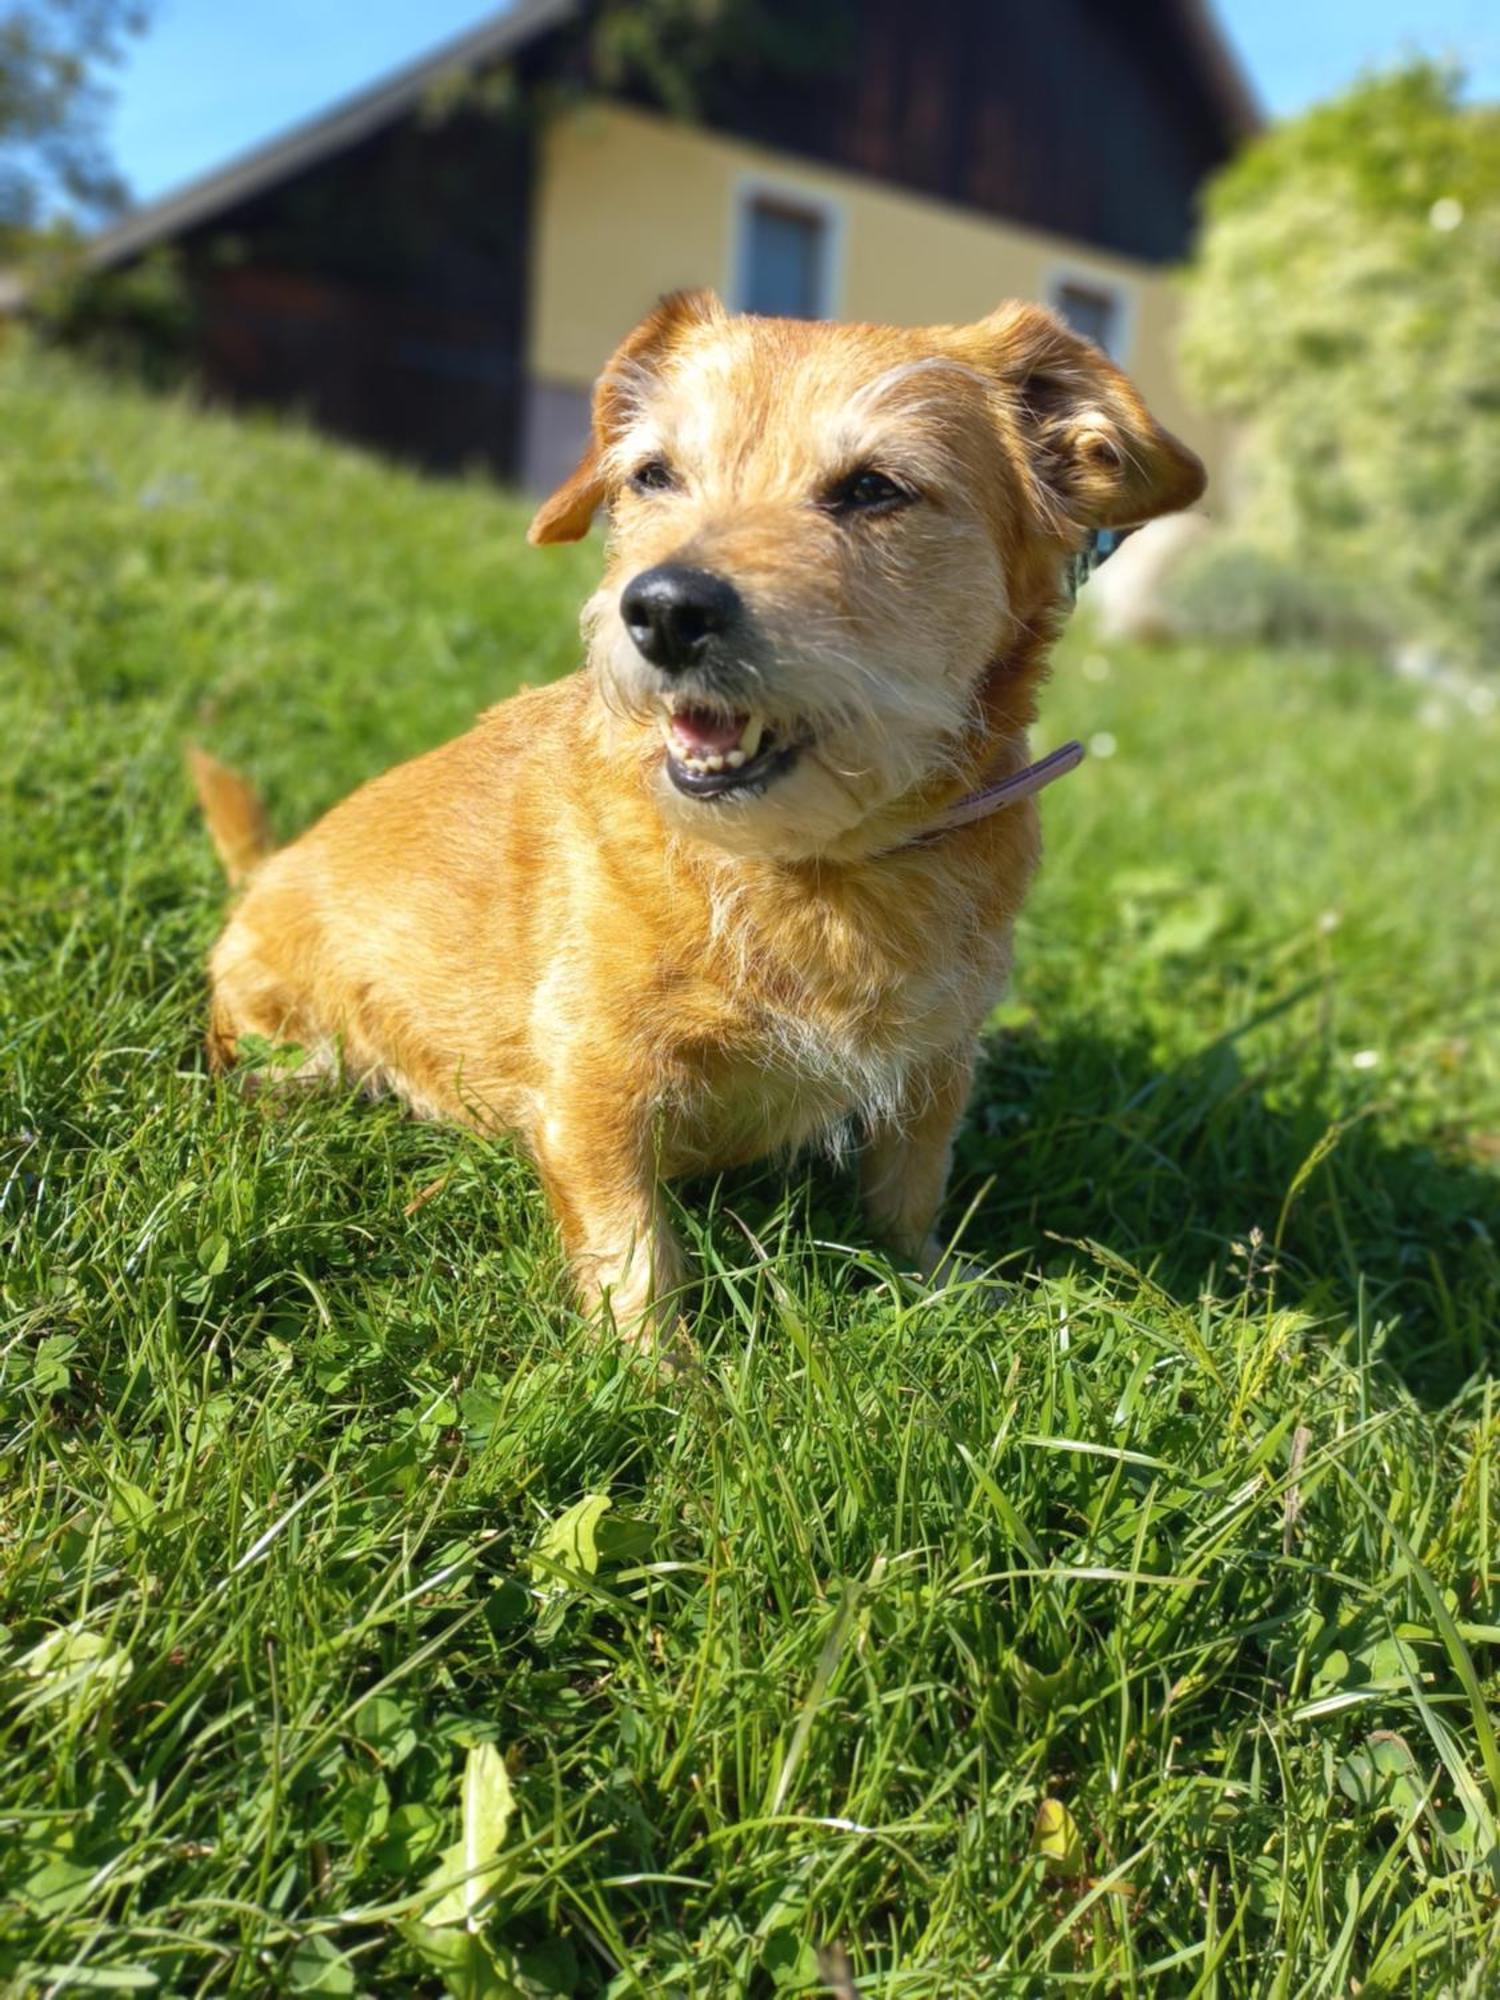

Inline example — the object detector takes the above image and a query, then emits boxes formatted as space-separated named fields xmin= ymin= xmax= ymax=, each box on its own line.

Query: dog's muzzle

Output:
xmin=619 ymin=564 xmax=801 ymax=802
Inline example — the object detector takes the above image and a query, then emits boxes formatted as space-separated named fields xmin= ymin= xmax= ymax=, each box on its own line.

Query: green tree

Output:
xmin=586 ymin=0 xmax=851 ymax=118
xmin=1 ymin=0 xmax=147 ymax=253
xmin=1180 ymin=65 xmax=1500 ymax=670
xmin=432 ymin=0 xmax=854 ymax=129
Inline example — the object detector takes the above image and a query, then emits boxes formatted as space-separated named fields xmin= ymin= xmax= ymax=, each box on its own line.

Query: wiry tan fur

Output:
xmin=195 ymin=293 xmax=1204 ymax=1339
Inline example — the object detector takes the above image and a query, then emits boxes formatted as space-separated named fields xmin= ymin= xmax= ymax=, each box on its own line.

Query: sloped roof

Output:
xmin=89 ymin=0 xmax=1258 ymax=272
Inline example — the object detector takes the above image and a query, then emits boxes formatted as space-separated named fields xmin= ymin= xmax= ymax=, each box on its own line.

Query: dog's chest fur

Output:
xmin=657 ymin=846 xmax=1021 ymax=1170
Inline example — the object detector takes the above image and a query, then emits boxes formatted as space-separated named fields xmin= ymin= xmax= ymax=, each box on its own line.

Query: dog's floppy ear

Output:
xmin=979 ymin=302 xmax=1206 ymax=532
xmin=528 ymin=289 xmax=727 ymax=546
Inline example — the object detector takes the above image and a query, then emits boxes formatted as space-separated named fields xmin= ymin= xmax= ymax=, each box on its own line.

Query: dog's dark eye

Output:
xmin=628 ymin=458 xmax=677 ymax=496
xmin=825 ymin=468 xmax=914 ymax=518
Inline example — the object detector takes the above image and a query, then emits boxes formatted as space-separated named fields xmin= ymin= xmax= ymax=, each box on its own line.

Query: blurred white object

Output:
xmin=1392 ymin=640 xmax=1450 ymax=683
xmin=1079 ymin=511 xmax=1215 ymax=643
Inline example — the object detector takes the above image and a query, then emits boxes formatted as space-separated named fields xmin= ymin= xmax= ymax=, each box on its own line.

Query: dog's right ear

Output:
xmin=528 ymin=289 xmax=726 ymax=546
xmin=976 ymin=302 xmax=1206 ymax=533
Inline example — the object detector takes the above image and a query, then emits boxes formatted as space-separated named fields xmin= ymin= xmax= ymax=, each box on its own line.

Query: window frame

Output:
xmin=728 ymin=172 xmax=844 ymax=321
xmin=1045 ymin=263 xmax=1136 ymax=366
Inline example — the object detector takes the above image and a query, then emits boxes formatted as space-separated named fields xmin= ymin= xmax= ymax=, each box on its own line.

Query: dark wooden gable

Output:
xmin=171 ymin=105 xmax=538 ymax=474
xmin=698 ymin=0 xmax=1241 ymax=263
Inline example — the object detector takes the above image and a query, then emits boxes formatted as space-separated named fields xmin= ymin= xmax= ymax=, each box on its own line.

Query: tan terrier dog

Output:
xmin=193 ymin=291 xmax=1204 ymax=1337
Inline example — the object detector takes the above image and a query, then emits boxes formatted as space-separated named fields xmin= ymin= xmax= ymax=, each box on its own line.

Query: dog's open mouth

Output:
xmin=660 ymin=708 xmax=799 ymax=799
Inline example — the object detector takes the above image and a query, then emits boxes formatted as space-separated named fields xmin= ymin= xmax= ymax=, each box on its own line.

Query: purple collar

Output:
xmin=889 ymin=739 xmax=1086 ymax=852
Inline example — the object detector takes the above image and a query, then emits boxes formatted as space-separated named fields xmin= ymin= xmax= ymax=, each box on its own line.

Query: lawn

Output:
xmin=2 ymin=347 xmax=1499 ymax=1997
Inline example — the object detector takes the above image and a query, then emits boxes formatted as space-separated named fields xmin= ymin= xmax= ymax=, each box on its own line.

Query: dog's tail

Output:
xmin=186 ymin=746 xmax=275 ymax=887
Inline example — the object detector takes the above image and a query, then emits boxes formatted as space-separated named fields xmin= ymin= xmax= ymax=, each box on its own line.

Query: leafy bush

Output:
xmin=27 ymin=241 xmax=197 ymax=386
xmin=1180 ymin=65 xmax=1500 ymax=671
xmin=1164 ymin=537 xmax=1391 ymax=653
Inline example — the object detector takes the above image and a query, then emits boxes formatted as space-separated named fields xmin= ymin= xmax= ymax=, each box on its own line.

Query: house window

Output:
xmin=1052 ymin=277 xmax=1126 ymax=359
xmin=737 ymin=191 xmax=833 ymax=319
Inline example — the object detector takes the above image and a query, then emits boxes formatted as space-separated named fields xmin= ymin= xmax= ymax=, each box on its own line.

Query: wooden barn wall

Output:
xmin=699 ymin=0 xmax=1231 ymax=264
xmin=175 ymin=107 xmax=536 ymax=477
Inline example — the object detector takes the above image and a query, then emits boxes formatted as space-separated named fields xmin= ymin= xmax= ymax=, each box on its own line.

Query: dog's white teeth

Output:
xmin=659 ymin=709 xmax=767 ymax=778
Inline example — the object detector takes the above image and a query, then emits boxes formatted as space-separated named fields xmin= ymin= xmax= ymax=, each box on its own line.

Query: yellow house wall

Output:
xmin=529 ymin=102 xmax=1225 ymax=492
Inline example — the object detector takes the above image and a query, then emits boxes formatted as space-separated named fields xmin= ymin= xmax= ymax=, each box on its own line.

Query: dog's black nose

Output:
xmin=620 ymin=565 xmax=741 ymax=671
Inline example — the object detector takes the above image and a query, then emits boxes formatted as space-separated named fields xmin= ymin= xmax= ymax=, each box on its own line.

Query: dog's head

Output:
xmin=531 ymin=290 xmax=1204 ymax=862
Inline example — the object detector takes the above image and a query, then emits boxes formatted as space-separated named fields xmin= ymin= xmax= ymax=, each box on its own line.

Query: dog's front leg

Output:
xmin=860 ymin=1051 xmax=977 ymax=1283
xmin=531 ymin=1101 xmax=687 ymax=1343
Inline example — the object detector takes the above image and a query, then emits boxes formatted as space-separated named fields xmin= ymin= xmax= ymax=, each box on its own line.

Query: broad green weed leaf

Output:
xmin=23 ymin=1855 xmax=99 ymax=1918
xmin=484 ymin=1577 xmax=529 ymax=1633
xmin=236 ymin=1034 xmax=307 ymax=1076
xmin=421 ymin=1741 xmax=515 ymax=1928
xmin=286 ymin=1935 xmax=356 ymax=1995
xmin=530 ymin=1493 xmax=611 ymax=1585
xmin=355 ymin=1695 xmax=417 ymax=1767
xmin=402 ymin=1926 xmax=526 ymax=2000
xmin=762 ymin=1928 xmax=819 ymax=1987
xmin=1033 ymin=1796 xmax=1086 ymax=1877
xmin=1337 ymin=1731 xmax=1426 ymax=1815
xmin=110 ymin=1480 xmax=155 ymax=1542
xmin=530 ymin=1493 xmax=613 ymax=1639
xmin=372 ymin=1802 xmax=446 ymax=1873
xmin=1244 ymin=1853 xmax=1286 ymax=1921
xmin=1007 ymin=1652 xmax=1079 ymax=1719
xmin=30 ymin=1333 xmax=76 ymax=1395
xmin=197 ymin=1230 xmax=230 ymax=1276
xmin=1432 ymin=1799 xmax=1489 ymax=1861
xmin=594 ymin=1511 xmax=655 ymax=1563
xmin=340 ymin=1770 xmax=390 ymax=1848
xmin=459 ymin=1381 xmax=505 ymax=1440
xmin=21 ymin=1625 xmax=132 ymax=1709
xmin=17 ymin=1971 xmax=157 ymax=1993
xmin=516 ymin=1938 xmax=582 ymax=1994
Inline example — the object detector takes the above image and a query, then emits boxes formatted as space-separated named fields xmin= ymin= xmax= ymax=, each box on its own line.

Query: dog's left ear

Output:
xmin=529 ymin=289 xmax=727 ymax=545
xmin=979 ymin=302 xmax=1206 ymax=532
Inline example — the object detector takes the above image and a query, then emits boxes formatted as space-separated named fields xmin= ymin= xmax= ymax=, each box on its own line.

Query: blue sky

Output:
xmin=108 ymin=0 xmax=1499 ymax=207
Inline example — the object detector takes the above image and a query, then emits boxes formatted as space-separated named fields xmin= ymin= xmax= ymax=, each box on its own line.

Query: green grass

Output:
xmin=2 ymin=346 xmax=1499 ymax=1997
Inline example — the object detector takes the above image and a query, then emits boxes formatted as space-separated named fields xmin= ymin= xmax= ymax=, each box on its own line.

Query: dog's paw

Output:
xmin=595 ymin=1275 xmax=696 ymax=1373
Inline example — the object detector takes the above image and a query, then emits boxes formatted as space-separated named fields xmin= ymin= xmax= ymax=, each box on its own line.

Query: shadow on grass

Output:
xmin=940 ymin=1019 xmax=1500 ymax=1407
xmin=698 ymin=1007 xmax=1497 ymax=1409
